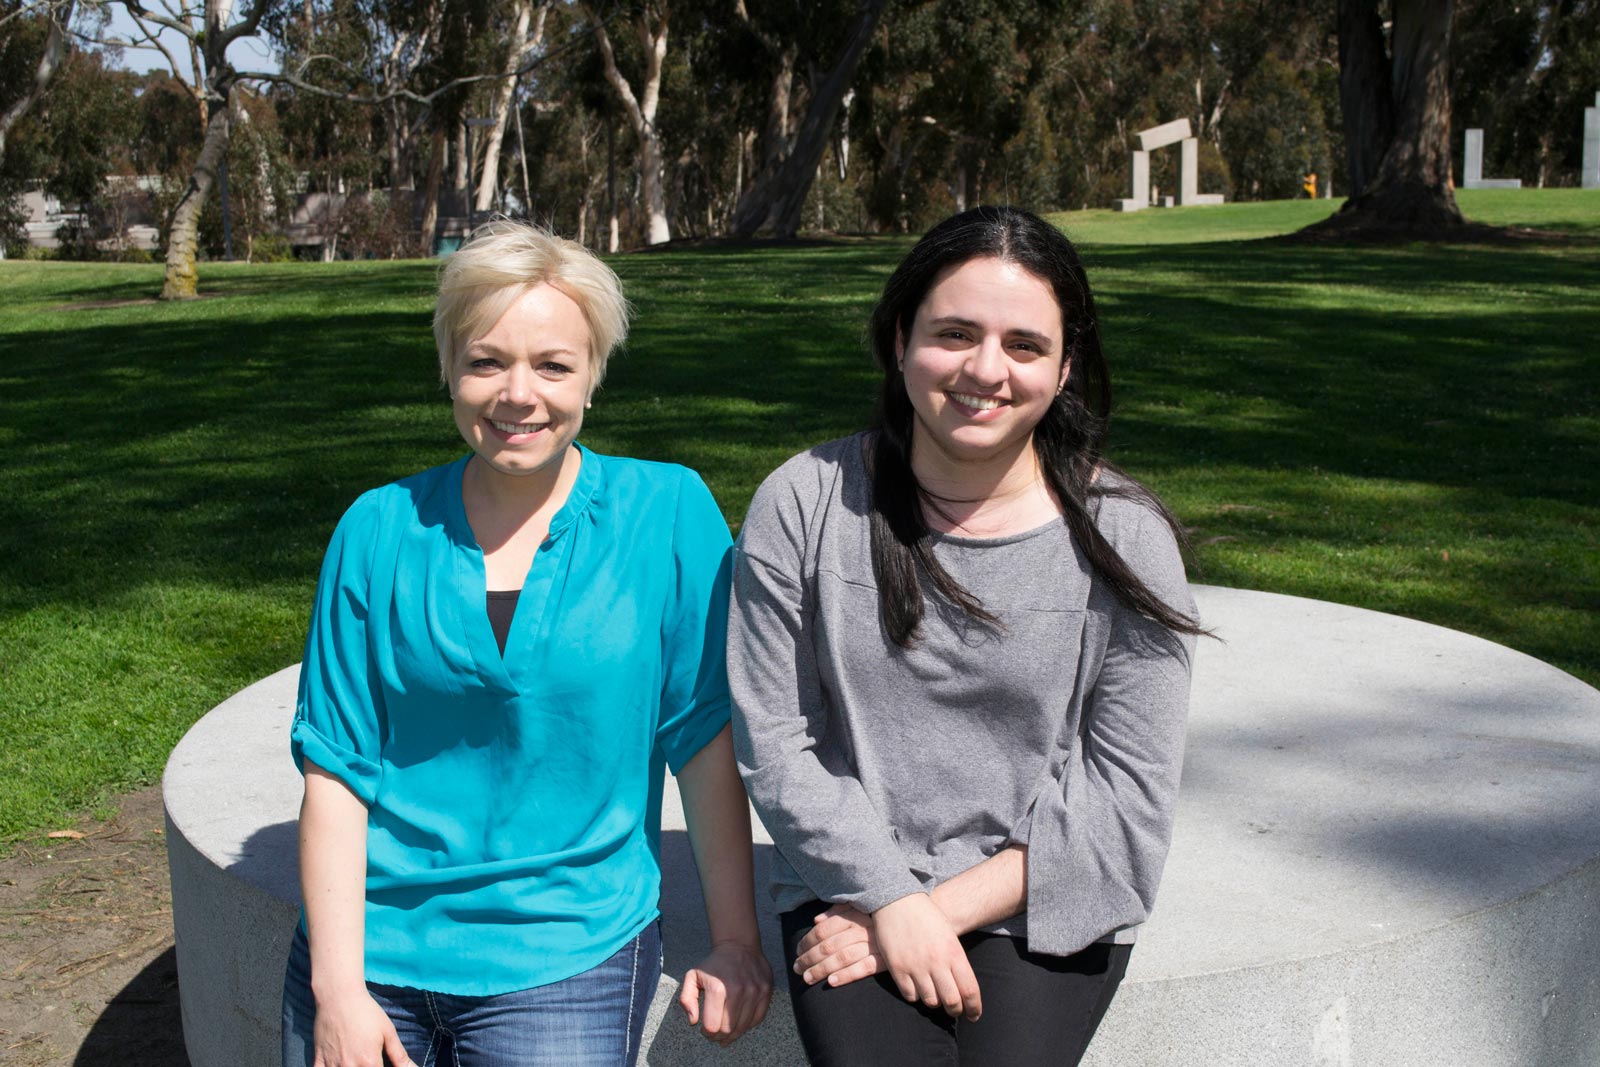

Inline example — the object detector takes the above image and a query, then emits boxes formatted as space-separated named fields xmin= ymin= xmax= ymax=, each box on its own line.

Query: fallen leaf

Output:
xmin=46 ymin=830 xmax=85 ymax=840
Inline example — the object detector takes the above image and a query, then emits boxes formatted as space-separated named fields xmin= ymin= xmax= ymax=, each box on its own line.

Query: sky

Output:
xmin=94 ymin=3 xmax=282 ymax=76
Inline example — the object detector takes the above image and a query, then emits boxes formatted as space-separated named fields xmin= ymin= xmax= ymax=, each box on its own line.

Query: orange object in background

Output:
xmin=1302 ymin=173 xmax=1318 ymax=199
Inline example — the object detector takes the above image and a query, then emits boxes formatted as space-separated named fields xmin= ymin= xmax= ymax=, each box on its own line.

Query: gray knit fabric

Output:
xmin=728 ymin=433 xmax=1197 ymax=956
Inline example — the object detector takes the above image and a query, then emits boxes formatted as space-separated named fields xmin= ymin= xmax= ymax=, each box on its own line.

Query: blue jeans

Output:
xmin=281 ymin=922 xmax=662 ymax=1067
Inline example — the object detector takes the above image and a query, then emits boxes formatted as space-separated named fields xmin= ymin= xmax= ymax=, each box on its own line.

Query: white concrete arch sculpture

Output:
xmin=1114 ymin=119 xmax=1226 ymax=211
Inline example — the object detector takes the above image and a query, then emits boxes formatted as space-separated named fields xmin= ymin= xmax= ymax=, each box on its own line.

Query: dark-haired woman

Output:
xmin=728 ymin=206 xmax=1201 ymax=1067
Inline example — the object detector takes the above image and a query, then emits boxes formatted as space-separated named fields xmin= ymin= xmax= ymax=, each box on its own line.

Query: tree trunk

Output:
xmin=452 ymin=115 xmax=468 ymax=194
xmin=762 ymin=45 xmax=797 ymax=169
xmin=590 ymin=4 xmax=670 ymax=245
xmin=1344 ymin=0 xmax=1461 ymax=227
xmin=607 ymin=121 xmax=619 ymax=253
xmin=162 ymin=88 xmax=232 ymax=299
xmin=0 ymin=0 xmax=75 ymax=167
xmin=733 ymin=0 xmax=888 ymax=238
xmin=1337 ymin=0 xmax=1393 ymax=198
xmin=476 ymin=0 xmax=548 ymax=212
xmin=386 ymin=102 xmax=405 ymax=192
xmin=515 ymin=98 xmax=532 ymax=212
xmin=420 ymin=122 xmax=446 ymax=254
xmin=1302 ymin=0 xmax=1464 ymax=238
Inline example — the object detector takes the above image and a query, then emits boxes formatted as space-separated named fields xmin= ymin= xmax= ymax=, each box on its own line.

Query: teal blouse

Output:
xmin=291 ymin=445 xmax=733 ymax=995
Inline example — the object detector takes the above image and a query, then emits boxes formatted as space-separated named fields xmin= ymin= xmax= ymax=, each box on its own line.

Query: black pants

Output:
xmin=781 ymin=900 xmax=1131 ymax=1067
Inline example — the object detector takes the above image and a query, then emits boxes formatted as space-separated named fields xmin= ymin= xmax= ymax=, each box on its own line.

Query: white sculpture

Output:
xmin=1115 ymin=119 xmax=1225 ymax=212
xmin=1462 ymin=129 xmax=1521 ymax=189
xmin=1583 ymin=93 xmax=1599 ymax=190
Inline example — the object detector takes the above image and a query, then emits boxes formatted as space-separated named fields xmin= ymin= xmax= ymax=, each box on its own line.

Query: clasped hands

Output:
xmin=792 ymin=893 xmax=982 ymax=1021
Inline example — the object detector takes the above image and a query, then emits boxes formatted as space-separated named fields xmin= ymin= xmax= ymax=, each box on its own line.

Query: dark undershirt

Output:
xmin=485 ymin=589 xmax=521 ymax=656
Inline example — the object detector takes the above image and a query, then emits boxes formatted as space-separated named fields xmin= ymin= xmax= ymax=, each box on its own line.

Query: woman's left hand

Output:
xmin=678 ymin=939 xmax=773 ymax=1046
xmin=793 ymin=904 xmax=884 ymax=988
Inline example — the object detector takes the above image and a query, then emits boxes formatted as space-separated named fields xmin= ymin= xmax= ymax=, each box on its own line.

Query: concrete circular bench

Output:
xmin=164 ymin=586 xmax=1600 ymax=1065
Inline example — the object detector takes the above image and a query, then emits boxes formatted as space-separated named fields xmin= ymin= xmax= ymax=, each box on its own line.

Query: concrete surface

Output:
xmin=164 ymin=585 xmax=1600 ymax=1066
xmin=1138 ymin=118 xmax=1193 ymax=152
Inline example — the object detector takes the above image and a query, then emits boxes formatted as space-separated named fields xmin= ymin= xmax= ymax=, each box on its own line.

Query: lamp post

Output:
xmin=465 ymin=116 xmax=497 ymax=237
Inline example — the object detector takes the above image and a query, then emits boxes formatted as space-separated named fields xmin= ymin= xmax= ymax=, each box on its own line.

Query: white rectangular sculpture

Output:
xmin=1463 ymin=128 xmax=1521 ymax=189
xmin=1180 ymin=139 xmax=1198 ymax=203
xmin=1116 ymin=119 xmax=1224 ymax=211
xmin=1116 ymin=149 xmax=1150 ymax=212
xmin=1139 ymin=118 xmax=1192 ymax=152
xmin=1584 ymin=93 xmax=1600 ymax=190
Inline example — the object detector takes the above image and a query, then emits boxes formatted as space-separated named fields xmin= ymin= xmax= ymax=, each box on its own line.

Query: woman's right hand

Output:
xmin=312 ymin=987 xmax=414 ymax=1067
xmin=871 ymin=893 xmax=982 ymax=1021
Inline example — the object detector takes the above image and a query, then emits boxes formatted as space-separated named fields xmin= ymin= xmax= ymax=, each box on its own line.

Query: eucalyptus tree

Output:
xmin=105 ymin=0 xmax=272 ymax=296
xmin=731 ymin=0 xmax=888 ymax=237
xmin=583 ymin=0 xmax=671 ymax=244
xmin=1320 ymin=0 xmax=1462 ymax=232
xmin=474 ymin=0 xmax=549 ymax=211
xmin=0 ymin=0 xmax=76 ymax=167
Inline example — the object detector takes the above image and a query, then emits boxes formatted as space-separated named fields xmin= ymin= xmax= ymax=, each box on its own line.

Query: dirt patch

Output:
xmin=1269 ymin=215 xmax=1600 ymax=247
xmin=0 ymin=785 xmax=189 ymax=1066
xmin=52 ymin=292 xmax=230 ymax=311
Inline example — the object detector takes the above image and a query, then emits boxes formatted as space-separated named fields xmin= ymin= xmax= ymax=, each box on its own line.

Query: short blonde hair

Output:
xmin=433 ymin=219 xmax=630 ymax=389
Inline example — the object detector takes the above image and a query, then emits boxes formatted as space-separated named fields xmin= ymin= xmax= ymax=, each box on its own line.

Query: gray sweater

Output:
xmin=728 ymin=434 xmax=1197 ymax=956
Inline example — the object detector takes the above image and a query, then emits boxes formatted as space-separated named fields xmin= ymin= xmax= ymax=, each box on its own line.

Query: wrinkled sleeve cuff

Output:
xmin=291 ymin=719 xmax=381 ymax=806
xmin=659 ymin=696 xmax=733 ymax=776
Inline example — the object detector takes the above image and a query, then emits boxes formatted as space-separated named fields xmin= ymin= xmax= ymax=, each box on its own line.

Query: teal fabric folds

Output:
xmin=292 ymin=444 xmax=733 ymax=995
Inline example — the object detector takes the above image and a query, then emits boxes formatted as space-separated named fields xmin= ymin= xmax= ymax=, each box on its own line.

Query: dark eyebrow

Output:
xmin=926 ymin=317 xmax=1055 ymax=349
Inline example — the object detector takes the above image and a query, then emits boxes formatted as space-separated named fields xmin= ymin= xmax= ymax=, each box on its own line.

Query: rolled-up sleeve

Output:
xmin=728 ymin=479 xmax=925 ymax=914
xmin=1019 ymin=506 xmax=1197 ymax=955
xmin=654 ymin=472 xmax=735 ymax=775
xmin=291 ymin=497 xmax=385 ymax=806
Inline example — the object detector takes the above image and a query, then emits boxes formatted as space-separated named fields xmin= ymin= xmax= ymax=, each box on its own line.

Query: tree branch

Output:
xmin=117 ymin=0 xmax=191 ymax=38
xmin=0 ymin=0 xmax=75 ymax=161
xmin=0 ymin=0 xmax=60 ymax=32
xmin=120 ymin=8 xmax=190 ymax=84
xmin=237 ymin=18 xmax=602 ymax=108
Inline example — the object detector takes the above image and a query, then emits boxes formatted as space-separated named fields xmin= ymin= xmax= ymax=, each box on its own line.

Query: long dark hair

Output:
xmin=867 ymin=205 xmax=1205 ymax=646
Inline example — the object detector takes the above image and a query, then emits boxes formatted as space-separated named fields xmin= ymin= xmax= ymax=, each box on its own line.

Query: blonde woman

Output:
xmin=282 ymin=221 xmax=770 ymax=1067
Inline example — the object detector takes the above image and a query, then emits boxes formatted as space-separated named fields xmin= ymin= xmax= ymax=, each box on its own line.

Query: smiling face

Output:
xmin=897 ymin=256 xmax=1068 ymax=470
xmin=450 ymin=282 xmax=594 ymax=483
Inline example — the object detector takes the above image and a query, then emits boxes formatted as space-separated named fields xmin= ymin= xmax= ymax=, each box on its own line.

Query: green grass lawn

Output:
xmin=1 ymin=191 xmax=1597 ymax=843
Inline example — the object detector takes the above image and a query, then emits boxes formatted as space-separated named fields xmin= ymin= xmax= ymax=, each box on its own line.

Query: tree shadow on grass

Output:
xmin=4 ymin=235 xmax=1595 ymax=585
xmin=1 ymin=235 xmax=1594 ymax=675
